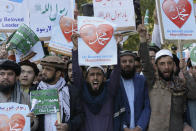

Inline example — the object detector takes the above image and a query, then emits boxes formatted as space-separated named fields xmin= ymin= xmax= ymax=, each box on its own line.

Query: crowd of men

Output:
xmin=0 ymin=5 xmax=196 ymax=131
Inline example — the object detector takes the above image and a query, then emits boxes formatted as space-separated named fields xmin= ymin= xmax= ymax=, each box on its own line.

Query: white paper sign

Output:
xmin=29 ymin=41 xmax=45 ymax=62
xmin=0 ymin=0 xmax=29 ymax=30
xmin=93 ymin=0 xmax=136 ymax=31
xmin=49 ymin=15 xmax=76 ymax=56
xmin=78 ymin=16 xmax=117 ymax=66
xmin=0 ymin=103 xmax=30 ymax=131
xmin=157 ymin=0 xmax=196 ymax=40
xmin=29 ymin=0 xmax=75 ymax=37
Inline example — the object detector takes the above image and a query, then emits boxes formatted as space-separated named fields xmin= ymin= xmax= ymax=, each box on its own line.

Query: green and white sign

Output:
xmin=7 ymin=24 xmax=39 ymax=55
xmin=30 ymin=89 xmax=60 ymax=115
xmin=190 ymin=45 xmax=196 ymax=66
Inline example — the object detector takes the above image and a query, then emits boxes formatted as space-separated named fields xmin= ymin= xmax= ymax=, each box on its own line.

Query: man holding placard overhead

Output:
xmin=34 ymin=55 xmax=84 ymax=131
xmin=72 ymin=33 xmax=124 ymax=131
xmin=138 ymin=24 xmax=196 ymax=131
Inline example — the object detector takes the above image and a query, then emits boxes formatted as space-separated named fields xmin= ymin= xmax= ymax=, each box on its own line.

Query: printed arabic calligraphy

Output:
xmin=39 ymin=3 xmax=67 ymax=21
xmin=162 ymin=0 xmax=192 ymax=28
xmin=80 ymin=24 xmax=113 ymax=54
xmin=171 ymin=6 xmax=189 ymax=21
xmin=89 ymin=32 xmax=110 ymax=45
xmin=60 ymin=16 xmax=77 ymax=43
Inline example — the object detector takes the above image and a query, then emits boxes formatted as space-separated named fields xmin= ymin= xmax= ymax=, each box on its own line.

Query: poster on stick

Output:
xmin=30 ymin=89 xmax=60 ymax=115
xmin=93 ymin=0 xmax=136 ymax=32
xmin=0 ymin=0 xmax=29 ymax=31
xmin=156 ymin=0 xmax=196 ymax=42
xmin=49 ymin=15 xmax=77 ymax=56
xmin=29 ymin=0 xmax=75 ymax=38
xmin=190 ymin=44 xmax=196 ymax=66
xmin=0 ymin=103 xmax=30 ymax=131
xmin=78 ymin=16 xmax=117 ymax=66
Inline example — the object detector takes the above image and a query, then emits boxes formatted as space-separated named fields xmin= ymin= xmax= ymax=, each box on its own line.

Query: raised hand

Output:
xmin=55 ymin=123 xmax=68 ymax=131
xmin=115 ymin=33 xmax=123 ymax=45
xmin=137 ymin=24 xmax=147 ymax=43
xmin=179 ymin=58 xmax=187 ymax=72
xmin=0 ymin=44 xmax=8 ymax=59
xmin=71 ymin=33 xmax=80 ymax=50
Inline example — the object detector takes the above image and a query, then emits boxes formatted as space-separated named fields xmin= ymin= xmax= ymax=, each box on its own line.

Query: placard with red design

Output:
xmin=49 ymin=15 xmax=76 ymax=56
xmin=78 ymin=16 xmax=117 ymax=66
xmin=29 ymin=0 xmax=75 ymax=38
xmin=0 ymin=103 xmax=30 ymax=131
xmin=156 ymin=0 xmax=196 ymax=41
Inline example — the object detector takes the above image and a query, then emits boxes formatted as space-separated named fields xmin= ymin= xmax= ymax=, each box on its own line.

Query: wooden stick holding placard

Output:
xmin=57 ymin=90 xmax=61 ymax=124
xmin=178 ymin=39 xmax=183 ymax=59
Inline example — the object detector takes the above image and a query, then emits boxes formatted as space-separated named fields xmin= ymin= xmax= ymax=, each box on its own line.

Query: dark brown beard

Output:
xmin=121 ymin=67 xmax=136 ymax=79
xmin=0 ymin=84 xmax=15 ymax=94
xmin=42 ymin=73 xmax=56 ymax=84
xmin=158 ymin=69 xmax=173 ymax=81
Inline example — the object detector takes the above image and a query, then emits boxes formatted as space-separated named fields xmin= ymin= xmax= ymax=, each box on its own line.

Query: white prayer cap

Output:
xmin=155 ymin=49 xmax=173 ymax=63
xmin=87 ymin=66 xmax=105 ymax=73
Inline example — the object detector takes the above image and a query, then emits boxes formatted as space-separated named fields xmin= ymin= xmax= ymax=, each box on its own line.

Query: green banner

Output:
xmin=190 ymin=46 xmax=196 ymax=66
xmin=7 ymin=24 xmax=39 ymax=55
xmin=30 ymin=89 xmax=60 ymax=115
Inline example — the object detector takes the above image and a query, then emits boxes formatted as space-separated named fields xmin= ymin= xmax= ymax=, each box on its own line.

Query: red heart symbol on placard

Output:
xmin=59 ymin=16 xmax=77 ymax=43
xmin=80 ymin=24 xmax=113 ymax=54
xmin=0 ymin=114 xmax=25 ymax=131
xmin=162 ymin=0 xmax=192 ymax=28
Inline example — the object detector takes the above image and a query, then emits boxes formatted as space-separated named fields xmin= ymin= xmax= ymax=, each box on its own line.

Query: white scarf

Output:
xmin=37 ymin=77 xmax=70 ymax=122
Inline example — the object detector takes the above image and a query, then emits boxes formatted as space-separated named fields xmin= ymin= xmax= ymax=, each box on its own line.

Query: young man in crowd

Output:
xmin=134 ymin=56 xmax=143 ymax=74
xmin=0 ymin=59 xmax=38 ymax=130
xmin=35 ymin=56 xmax=84 ymax=131
xmin=148 ymin=45 xmax=160 ymax=70
xmin=120 ymin=50 xmax=151 ymax=131
xmin=66 ymin=60 xmax=74 ymax=86
xmin=19 ymin=60 xmax=39 ymax=94
xmin=138 ymin=24 xmax=196 ymax=131
xmin=72 ymin=34 xmax=122 ymax=131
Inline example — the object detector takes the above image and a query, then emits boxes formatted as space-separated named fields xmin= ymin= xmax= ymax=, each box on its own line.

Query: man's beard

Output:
xmin=0 ymin=83 xmax=15 ymax=94
xmin=42 ymin=74 xmax=56 ymax=84
xmin=121 ymin=67 xmax=136 ymax=79
xmin=158 ymin=69 xmax=173 ymax=81
xmin=87 ymin=82 xmax=104 ymax=96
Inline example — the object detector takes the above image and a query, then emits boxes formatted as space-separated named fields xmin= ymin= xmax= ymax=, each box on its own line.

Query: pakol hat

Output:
xmin=40 ymin=56 xmax=66 ymax=70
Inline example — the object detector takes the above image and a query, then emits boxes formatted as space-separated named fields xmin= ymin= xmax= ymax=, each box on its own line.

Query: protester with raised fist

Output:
xmin=138 ymin=24 xmax=196 ymax=131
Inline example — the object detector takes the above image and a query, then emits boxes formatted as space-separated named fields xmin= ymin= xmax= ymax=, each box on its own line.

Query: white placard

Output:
xmin=0 ymin=103 xmax=30 ymax=131
xmin=49 ymin=15 xmax=76 ymax=56
xmin=0 ymin=0 xmax=29 ymax=30
xmin=93 ymin=0 xmax=136 ymax=31
xmin=156 ymin=0 xmax=196 ymax=40
xmin=29 ymin=0 xmax=75 ymax=38
xmin=78 ymin=16 xmax=117 ymax=66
